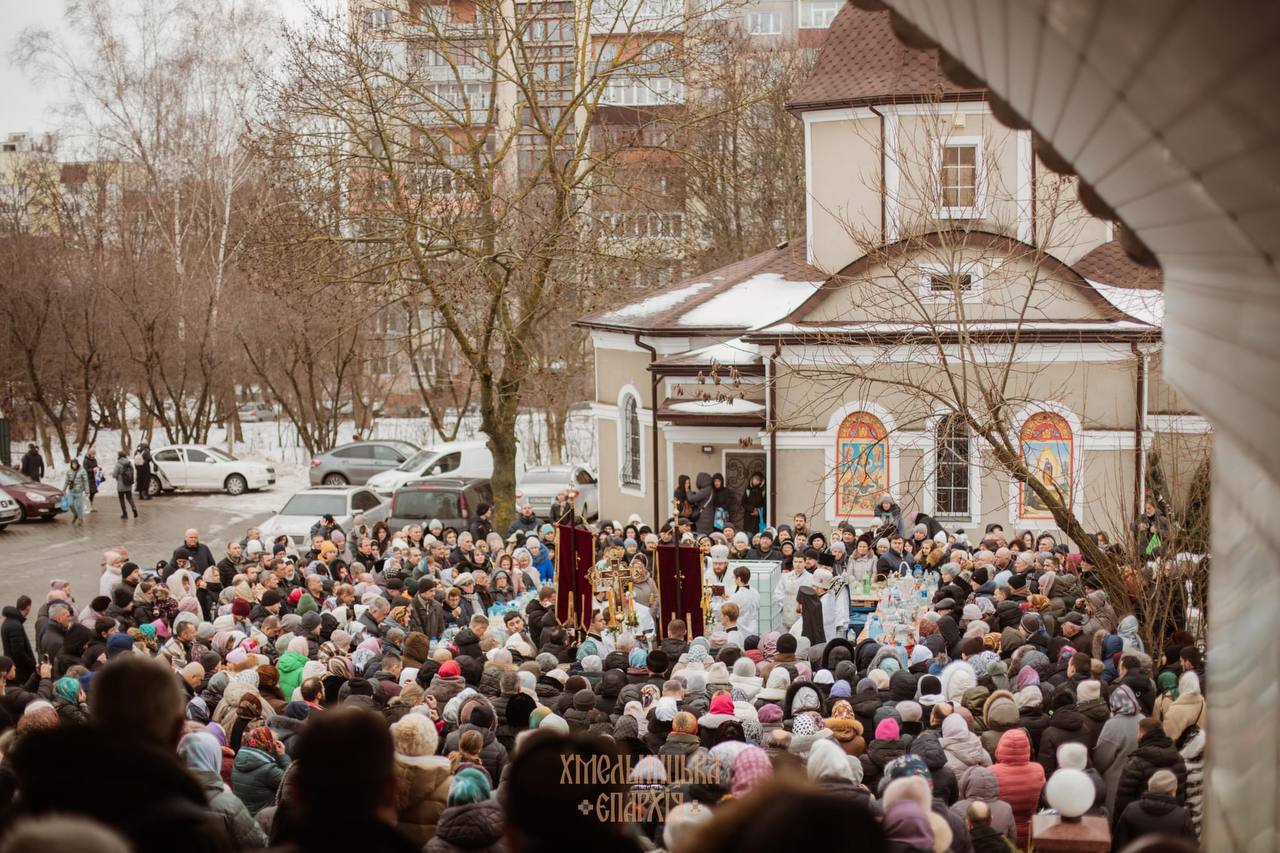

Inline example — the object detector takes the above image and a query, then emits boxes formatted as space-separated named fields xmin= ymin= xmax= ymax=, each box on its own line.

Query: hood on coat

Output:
xmin=957 ymin=765 xmax=1000 ymax=801
xmin=434 ymin=800 xmax=505 ymax=847
xmin=983 ymin=690 xmax=1020 ymax=728
xmin=908 ymin=733 xmax=948 ymax=771
xmin=994 ymin=728 xmax=1031 ymax=765
xmin=233 ymin=747 xmax=276 ymax=772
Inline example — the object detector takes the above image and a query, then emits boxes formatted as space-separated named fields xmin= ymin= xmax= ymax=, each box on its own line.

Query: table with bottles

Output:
xmin=853 ymin=570 xmax=940 ymax=644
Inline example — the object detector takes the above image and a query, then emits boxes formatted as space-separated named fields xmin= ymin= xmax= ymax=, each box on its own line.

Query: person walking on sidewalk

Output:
xmin=62 ymin=458 xmax=90 ymax=527
xmin=113 ymin=450 xmax=138 ymax=520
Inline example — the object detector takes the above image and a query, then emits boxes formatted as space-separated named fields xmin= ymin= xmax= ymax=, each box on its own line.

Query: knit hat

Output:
xmin=448 ymin=767 xmax=492 ymax=806
xmin=709 ymin=693 xmax=735 ymax=716
xmin=829 ymin=680 xmax=852 ymax=699
xmin=438 ymin=660 xmax=461 ymax=678
xmin=231 ymin=599 xmax=251 ymax=618
xmin=757 ymin=703 xmax=783 ymax=724
xmin=874 ymin=718 xmax=900 ymax=740
xmin=884 ymin=754 xmax=932 ymax=784
xmin=896 ymin=700 xmax=922 ymax=723
xmin=672 ymin=711 xmax=698 ymax=735
xmin=1076 ymin=680 xmax=1102 ymax=702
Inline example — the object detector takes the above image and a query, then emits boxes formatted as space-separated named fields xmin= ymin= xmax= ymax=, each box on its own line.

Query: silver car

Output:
xmin=518 ymin=464 xmax=598 ymax=521
xmin=308 ymin=439 xmax=420 ymax=486
xmin=257 ymin=486 xmax=390 ymax=546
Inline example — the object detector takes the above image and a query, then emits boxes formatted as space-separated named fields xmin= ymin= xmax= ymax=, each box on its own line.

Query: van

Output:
xmin=366 ymin=438 xmax=522 ymax=496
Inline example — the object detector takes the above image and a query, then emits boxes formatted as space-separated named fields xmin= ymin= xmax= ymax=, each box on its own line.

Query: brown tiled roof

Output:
xmin=576 ymin=239 xmax=827 ymax=334
xmin=787 ymin=5 xmax=983 ymax=113
xmin=1073 ymin=240 xmax=1163 ymax=290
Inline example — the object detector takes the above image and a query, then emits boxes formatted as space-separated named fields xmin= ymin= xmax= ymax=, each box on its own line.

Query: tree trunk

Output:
xmin=481 ymin=378 xmax=520 ymax=534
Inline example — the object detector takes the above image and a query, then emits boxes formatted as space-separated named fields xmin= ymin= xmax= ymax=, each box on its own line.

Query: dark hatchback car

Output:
xmin=388 ymin=477 xmax=492 ymax=534
xmin=0 ymin=464 xmax=63 ymax=522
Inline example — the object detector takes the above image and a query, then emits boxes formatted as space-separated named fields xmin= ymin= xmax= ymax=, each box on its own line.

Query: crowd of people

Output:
xmin=0 ymin=489 xmax=1205 ymax=853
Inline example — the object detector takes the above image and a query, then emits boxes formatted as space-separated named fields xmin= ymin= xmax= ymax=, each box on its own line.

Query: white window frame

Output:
xmin=798 ymin=0 xmax=838 ymax=29
xmin=747 ymin=11 xmax=782 ymax=34
xmin=934 ymin=134 xmax=984 ymax=219
xmin=916 ymin=261 xmax=986 ymax=303
xmin=617 ymin=385 xmax=645 ymax=495
xmin=922 ymin=412 xmax=982 ymax=524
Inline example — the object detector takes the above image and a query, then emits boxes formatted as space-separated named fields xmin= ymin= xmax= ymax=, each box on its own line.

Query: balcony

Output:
xmin=601 ymin=76 xmax=684 ymax=107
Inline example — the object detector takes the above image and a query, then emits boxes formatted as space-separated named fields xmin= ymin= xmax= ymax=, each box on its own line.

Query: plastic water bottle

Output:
xmin=868 ymin=614 xmax=883 ymax=642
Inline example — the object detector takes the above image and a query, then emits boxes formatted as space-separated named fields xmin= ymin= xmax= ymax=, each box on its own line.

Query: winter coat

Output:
xmin=1095 ymin=714 xmax=1140 ymax=818
xmin=20 ymin=448 xmax=44 ymax=480
xmin=948 ymin=766 xmax=1017 ymax=843
xmin=112 ymin=457 xmax=135 ymax=492
xmin=425 ymin=800 xmax=506 ymax=853
xmin=427 ymin=674 xmax=468 ymax=708
xmin=908 ymin=734 xmax=959 ymax=806
xmin=442 ymin=725 xmax=509 ymax=785
xmin=192 ymin=768 xmax=268 ymax=849
xmin=941 ymin=730 xmax=992 ymax=775
xmin=689 ymin=473 xmax=716 ymax=535
xmin=231 ymin=746 xmax=290 ymax=815
xmin=1 ymin=606 xmax=36 ymax=683
xmin=1113 ymin=793 xmax=1194 ymax=849
xmin=1180 ymin=727 xmax=1206 ymax=839
xmin=276 ymin=650 xmax=308 ymax=700
xmin=989 ymin=729 xmax=1044 ymax=847
xmin=1037 ymin=707 xmax=1090 ymax=774
xmin=1113 ymin=729 xmax=1187 ymax=822
xmin=394 ymin=752 xmax=452 ymax=845
xmin=410 ymin=595 xmax=446 ymax=640
xmin=659 ymin=732 xmax=701 ymax=757
xmin=860 ymin=737 xmax=906 ymax=793
xmin=741 ymin=482 xmax=766 ymax=532
xmin=1115 ymin=670 xmax=1157 ymax=717
xmin=1076 ymin=697 xmax=1110 ymax=749
xmin=1160 ymin=692 xmax=1205 ymax=744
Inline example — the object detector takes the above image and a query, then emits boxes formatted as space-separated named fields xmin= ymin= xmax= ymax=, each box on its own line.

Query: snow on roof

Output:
xmin=668 ymin=398 xmax=765 ymax=415
xmin=749 ymin=320 xmax=1157 ymax=336
xmin=675 ymin=274 xmax=823 ymax=329
xmin=596 ymin=281 xmax=714 ymax=324
xmin=662 ymin=337 xmax=761 ymax=366
xmin=1088 ymin=280 xmax=1164 ymax=326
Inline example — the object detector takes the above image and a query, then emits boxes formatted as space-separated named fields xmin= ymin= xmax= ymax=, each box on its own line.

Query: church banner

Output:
xmin=654 ymin=543 xmax=705 ymax=639
xmin=554 ymin=523 xmax=596 ymax=632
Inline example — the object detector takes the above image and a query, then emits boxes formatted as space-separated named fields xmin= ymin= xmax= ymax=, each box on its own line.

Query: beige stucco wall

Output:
xmin=807 ymin=115 xmax=881 ymax=274
xmin=799 ymin=243 xmax=1118 ymax=325
xmin=595 ymin=348 xmax=656 ymax=405
xmin=595 ymin=415 xmax=654 ymax=525
xmin=774 ymin=356 xmax=1141 ymax=433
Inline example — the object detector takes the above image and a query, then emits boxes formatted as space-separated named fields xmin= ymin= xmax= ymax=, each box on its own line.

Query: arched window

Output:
xmin=834 ymin=411 xmax=888 ymax=517
xmin=934 ymin=415 xmax=971 ymax=517
xmin=1018 ymin=411 xmax=1073 ymax=519
xmin=620 ymin=394 xmax=641 ymax=489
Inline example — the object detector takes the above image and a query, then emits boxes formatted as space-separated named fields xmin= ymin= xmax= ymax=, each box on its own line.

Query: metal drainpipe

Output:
xmin=769 ymin=342 xmax=780 ymax=528
xmin=635 ymin=334 xmax=660 ymax=526
xmin=1132 ymin=342 xmax=1148 ymax=511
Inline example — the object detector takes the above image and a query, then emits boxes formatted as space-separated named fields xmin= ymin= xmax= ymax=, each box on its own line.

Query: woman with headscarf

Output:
xmin=1116 ymin=614 xmax=1145 ymax=654
xmin=179 ymin=731 xmax=268 ymax=848
xmin=1081 ymin=590 xmax=1118 ymax=638
xmin=231 ymin=725 xmax=291 ymax=816
xmin=1095 ymin=684 xmax=1142 ymax=816
xmin=1161 ymin=671 xmax=1206 ymax=744
xmin=52 ymin=676 xmax=88 ymax=725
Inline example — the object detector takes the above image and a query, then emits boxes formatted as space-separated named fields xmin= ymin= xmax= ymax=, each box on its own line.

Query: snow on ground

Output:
xmin=20 ymin=409 xmax=596 ymax=507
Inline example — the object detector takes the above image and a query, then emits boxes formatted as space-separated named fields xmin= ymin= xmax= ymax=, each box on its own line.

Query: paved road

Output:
xmin=0 ymin=493 xmax=275 ymax=609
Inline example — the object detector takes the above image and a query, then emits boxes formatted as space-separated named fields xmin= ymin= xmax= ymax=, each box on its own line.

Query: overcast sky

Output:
xmin=0 ymin=0 xmax=319 ymax=137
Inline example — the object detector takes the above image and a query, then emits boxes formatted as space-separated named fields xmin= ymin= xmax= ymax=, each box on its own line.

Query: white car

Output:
xmin=518 ymin=464 xmax=598 ymax=520
xmin=257 ymin=486 xmax=389 ymax=546
xmin=367 ymin=439 xmax=503 ymax=496
xmin=150 ymin=445 xmax=276 ymax=496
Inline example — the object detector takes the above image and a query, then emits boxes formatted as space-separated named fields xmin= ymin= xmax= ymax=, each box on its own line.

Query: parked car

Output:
xmin=258 ymin=486 xmax=389 ymax=546
xmin=519 ymin=464 xmax=599 ymax=520
xmin=237 ymin=402 xmax=275 ymax=422
xmin=367 ymin=439 xmax=512 ymax=496
xmin=150 ymin=445 xmax=276 ymax=496
xmin=0 ymin=464 xmax=63 ymax=522
xmin=0 ymin=491 xmax=22 ymax=530
xmin=308 ymin=439 xmax=421 ymax=486
xmin=388 ymin=478 xmax=492 ymax=533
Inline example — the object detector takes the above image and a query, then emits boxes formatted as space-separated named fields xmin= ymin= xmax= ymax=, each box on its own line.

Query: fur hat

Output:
xmin=390 ymin=712 xmax=440 ymax=761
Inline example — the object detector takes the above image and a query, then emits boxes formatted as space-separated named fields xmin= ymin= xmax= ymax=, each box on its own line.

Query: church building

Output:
xmin=577 ymin=5 xmax=1208 ymax=539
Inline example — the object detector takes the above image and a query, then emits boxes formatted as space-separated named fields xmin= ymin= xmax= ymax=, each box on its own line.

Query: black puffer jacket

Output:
xmin=425 ymin=800 xmax=505 ymax=853
xmin=907 ymin=734 xmax=958 ymax=805
xmin=595 ymin=671 xmax=625 ymax=713
xmin=1113 ymin=792 xmax=1194 ymax=849
xmin=860 ymin=737 xmax=906 ymax=792
xmin=1037 ymin=707 xmax=1090 ymax=774
xmin=443 ymin=725 xmax=509 ymax=785
xmin=1113 ymin=729 xmax=1188 ymax=821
